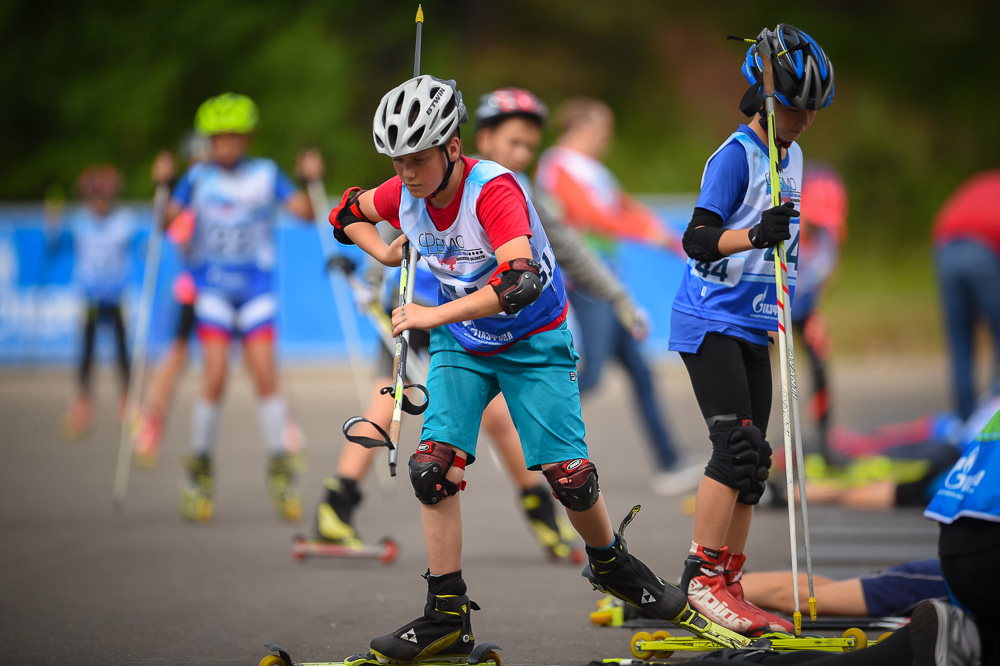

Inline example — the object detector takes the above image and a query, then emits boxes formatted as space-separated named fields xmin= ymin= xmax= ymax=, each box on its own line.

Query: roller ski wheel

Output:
xmin=627 ymin=626 xmax=872 ymax=658
xmin=291 ymin=534 xmax=399 ymax=565
xmin=261 ymin=642 xmax=501 ymax=666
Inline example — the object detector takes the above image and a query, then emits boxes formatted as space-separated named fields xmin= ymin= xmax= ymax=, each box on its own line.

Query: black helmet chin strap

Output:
xmin=430 ymin=147 xmax=457 ymax=198
xmin=429 ymin=131 xmax=462 ymax=199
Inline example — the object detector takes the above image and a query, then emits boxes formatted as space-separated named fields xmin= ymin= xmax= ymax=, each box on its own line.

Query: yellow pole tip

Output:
xmin=415 ymin=5 xmax=424 ymax=22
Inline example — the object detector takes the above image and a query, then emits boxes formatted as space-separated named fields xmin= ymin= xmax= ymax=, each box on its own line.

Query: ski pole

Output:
xmin=755 ymin=33 xmax=816 ymax=630
xmin=306 ymin=179 xmax=373 ymax=409
xmin=112 ymin=182 xmax=169 ymax=509
xmin=385 ymin=4 xmax=425 ymax=477
xmin=341 ymin=5 xmax=430 ymax=478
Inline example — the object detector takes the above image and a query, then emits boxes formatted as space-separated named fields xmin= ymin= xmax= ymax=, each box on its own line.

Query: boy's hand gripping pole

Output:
xmin=112 ymin=182 xmax=169 ymax=509
xmin=341 ymin=5 xmax=429 ymax=478
xmin=755 ymin=33 xmax=816 ymax=631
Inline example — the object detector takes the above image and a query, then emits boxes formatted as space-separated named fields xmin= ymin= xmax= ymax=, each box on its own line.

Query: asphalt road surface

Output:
xmin=1 ymin=354 xmax=951 ymax=665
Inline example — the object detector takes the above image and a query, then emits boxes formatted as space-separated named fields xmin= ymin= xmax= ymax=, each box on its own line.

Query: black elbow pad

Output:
xmin=488 ymin=258 xmax=543 ymax=315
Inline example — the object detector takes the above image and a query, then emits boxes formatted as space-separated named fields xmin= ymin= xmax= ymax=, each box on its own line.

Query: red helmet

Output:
xmin=474 ymin=87 xmax=548 ymax=132
xmin=76 ymin=164 xmax=122 ymax=199
xmin=799 ymin=162 xmax=847 ymax=243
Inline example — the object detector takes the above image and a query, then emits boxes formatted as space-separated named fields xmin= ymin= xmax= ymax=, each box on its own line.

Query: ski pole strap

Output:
xmin=342 ymin=415 xmax=394 ymax=450
xmin=380 ymin=382 xmax=429 ymax=415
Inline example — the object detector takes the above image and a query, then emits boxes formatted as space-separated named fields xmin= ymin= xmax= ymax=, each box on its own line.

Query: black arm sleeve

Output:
xmin=682 ymin=207 xmax=726 ymax=263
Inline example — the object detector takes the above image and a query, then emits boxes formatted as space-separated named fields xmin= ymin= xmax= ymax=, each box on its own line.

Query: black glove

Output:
xmin=748 ymin=201 xmax=797 ymax=249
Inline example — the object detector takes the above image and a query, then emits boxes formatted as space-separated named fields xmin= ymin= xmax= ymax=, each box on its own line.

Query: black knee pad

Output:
xmin=737 ymin=438 xmax=772 ymax=505
xmin=408 ymin=441 xmax=466 ymax=505
xmin=705 ymin=420 xmax=762 ymax=492
xmin=543 ymin=459 xmax=599 ymax=511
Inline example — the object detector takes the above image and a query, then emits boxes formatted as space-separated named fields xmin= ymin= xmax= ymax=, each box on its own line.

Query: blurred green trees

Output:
xmin=4 ymin=0 xmax=998 ymax=261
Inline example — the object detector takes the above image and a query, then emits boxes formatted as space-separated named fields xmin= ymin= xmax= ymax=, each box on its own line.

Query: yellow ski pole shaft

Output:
xmin=758 ymin=46 xmax=805 ymax=635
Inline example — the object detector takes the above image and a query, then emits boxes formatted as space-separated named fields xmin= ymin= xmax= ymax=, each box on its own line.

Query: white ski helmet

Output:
xmin=373 ymin=75 xmax=468 ymax=157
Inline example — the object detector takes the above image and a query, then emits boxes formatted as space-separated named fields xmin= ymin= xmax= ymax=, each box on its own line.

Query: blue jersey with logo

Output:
xmin=670 ymin=126 xmax=801 ymax=352
xmin=397 ymin=160 xmax=566 ymax=354
xmin=172 ymin=157 xmax=296 ymax=301
xmin=64 ymin=206 xmax=137 ymax=303
xmin=925 ymin=407 xmax=1000 ymax=525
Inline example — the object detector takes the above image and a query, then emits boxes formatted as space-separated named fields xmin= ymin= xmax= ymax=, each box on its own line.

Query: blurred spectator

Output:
xmin=932 ymin=169 xmax=1000 ymax=421
xmin=535 ymin=97 xmax=698 ymax=496
xmin=792 ymin=162 xmax=848 ymax=463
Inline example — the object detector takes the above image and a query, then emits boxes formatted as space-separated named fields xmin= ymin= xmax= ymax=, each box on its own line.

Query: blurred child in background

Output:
xmin=53 ymin=164 xmax=138 ymax=437
xmin=153 ymin=93 xmax=323 ymax=523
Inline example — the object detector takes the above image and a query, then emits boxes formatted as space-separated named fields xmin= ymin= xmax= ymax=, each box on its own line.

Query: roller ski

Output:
xmin=291 ymin=536 xmax=399 ymax=564
xmin=268 ymin=454 xmax=303 ymax=522
xmin=292 ymin=477 xmax=398 ymax=563
xmin=627 ymin=626 xmax=874 ymax=659
xmin=519 ymin=484 xmax=582 ymax=563
xmin=259 ymin=642 xmax=501 ymax=666
xmin=583 ymin=506 xmax=751 ymax=651
xmin=179 ymin=454 xmax=214 ymax=523
xmin=263 ymin=572 xmax=502 ymax=666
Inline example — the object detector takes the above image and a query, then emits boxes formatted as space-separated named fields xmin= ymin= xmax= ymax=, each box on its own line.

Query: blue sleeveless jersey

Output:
xmin=925 ymin=407 xmax=1000 ymax=525
xmin=172 ymin=157 xmax=296 ymax=300
xmin=671 ymin=127 xmax=801 ymax=341
xmin=66 ymin=206 xmax=137 ymax=303
xmin=397 ymin=160 xmax=566 ymax=354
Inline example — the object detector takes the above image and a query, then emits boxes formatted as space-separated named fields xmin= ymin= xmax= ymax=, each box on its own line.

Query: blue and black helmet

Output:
xmin=739 ymin=24 xmax=834 ymax=117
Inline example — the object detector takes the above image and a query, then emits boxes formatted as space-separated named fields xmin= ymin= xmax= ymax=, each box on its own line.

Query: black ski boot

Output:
xmin=520 ymin=484 xmax=578 ymax=560
xmin=370 ymin=571 xmax=479 ymax=663
xmin=583 ymin=505 xmax=688 ymax=622
xmin=315 ymin=477 xmax=363 ymax=547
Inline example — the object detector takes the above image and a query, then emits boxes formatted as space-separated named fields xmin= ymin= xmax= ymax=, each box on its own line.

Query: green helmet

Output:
xmin=195 ymin=93 xmax=259 ymax=135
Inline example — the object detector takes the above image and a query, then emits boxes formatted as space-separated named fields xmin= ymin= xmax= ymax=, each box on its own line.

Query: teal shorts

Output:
xmin=420 ymin=322 xmax=589 ymax=470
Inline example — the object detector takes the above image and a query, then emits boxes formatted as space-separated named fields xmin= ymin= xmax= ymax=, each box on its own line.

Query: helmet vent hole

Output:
xmin=407 ymin=126 xmax=425 ymax=148
xmin=387 ymin=126 xmax=398 ymax=150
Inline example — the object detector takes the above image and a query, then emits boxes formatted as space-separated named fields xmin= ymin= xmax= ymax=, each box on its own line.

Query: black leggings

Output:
xmin=680 ymin=332 xmax=773 ymax=437
xmin=78 ymin=302 xmax=129 ymax=394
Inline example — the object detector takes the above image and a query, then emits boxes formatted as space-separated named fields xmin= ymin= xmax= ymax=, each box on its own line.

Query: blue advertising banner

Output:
xmin=0 ymin=198 xmax=691 ymax=366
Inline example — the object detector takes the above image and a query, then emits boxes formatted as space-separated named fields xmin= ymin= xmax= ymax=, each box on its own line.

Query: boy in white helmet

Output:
xmin=330 ymin=75 xmax=710 ymax=664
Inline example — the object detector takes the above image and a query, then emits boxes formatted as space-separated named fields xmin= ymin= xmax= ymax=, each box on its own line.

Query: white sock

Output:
xmin=256 ymin=394 xmax=288 ymax=455
xmin=191 ymin=398 xmax=221 ymax=457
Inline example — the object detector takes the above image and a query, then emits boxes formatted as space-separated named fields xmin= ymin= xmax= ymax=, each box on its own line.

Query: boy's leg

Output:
xmin=935 ymin=242 xmax=978 ymax=420
xmin=108 ymin=302 xmax=130 ymax=394
xmin=180 ymin=334 xmax=227 ymax=522
xmin=63 ymin=304 xmax=98 ymax=436
xmin=243 ymin=318 xmax=302 ymax=522
xmin=679 ymin=334 xmax=790 ymax=634
xmin=481 ymin=395 xmax=579 ymax=561
xmin=737 ymin=571 xmax=844 ymax=616
xmin=566 ymin=289 xmax=616 ymax=394
xmin=370 ymin=334 xmax=491 ymax=661
xmin=615 ymin=321 xmax=682 ymax=470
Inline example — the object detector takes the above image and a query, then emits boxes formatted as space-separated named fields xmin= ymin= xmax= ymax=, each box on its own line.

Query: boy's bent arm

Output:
xmin=391 ymin=236 xmax=533 ymax=335
xmin=344 ymin=222 xmax=404 ymax=267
